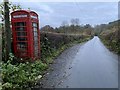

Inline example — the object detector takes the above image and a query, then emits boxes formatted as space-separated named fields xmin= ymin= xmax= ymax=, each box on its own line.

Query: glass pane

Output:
xmin=34 ymin=37 xmax=38 ymax=57
xmin=34 ymin=36 xmax=38 ymax=42
xmin=32 ymin=22 xmax=39 ymax=57
xmin=32 ymin=23 xmax=37 ymax=27
xmin=34 ymin=45 xmax=38 ymax=56
xmin=17 ymin=32 xmax=27 ymax=36
xmin=33 ymin=27 xmax=37 ymax=32
xmin=17 ymin=37 xmax=27 ymax=41
xmin=15 ymin=22 xmax=26 ymax=26
xmin=16 ymin=27 xmax=25 ymax=31
xmin=34 ymin=31 xmax=37 ymax=37
xmin=17 ymin=42 xmax=27 ymax=51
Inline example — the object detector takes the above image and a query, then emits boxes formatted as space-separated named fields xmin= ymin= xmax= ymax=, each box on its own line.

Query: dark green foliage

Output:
xmin=1 ymin=59 xmax=47 ymax=89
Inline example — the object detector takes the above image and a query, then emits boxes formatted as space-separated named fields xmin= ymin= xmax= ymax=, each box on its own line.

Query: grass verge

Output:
xmin=100 ymin=37 xmax=120 ymax=55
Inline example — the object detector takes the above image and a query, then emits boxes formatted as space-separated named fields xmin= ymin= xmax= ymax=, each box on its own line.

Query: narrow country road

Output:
xmin=38 ymin=36 xmax=119 ymax=88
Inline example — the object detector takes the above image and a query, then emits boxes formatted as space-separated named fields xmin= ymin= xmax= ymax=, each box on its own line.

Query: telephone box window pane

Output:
xmin=17 ymin=42 xmax=27 ymax=47
xmin=17 ymin=32 xmax=27 ymax=36
xmin=16 ymin=27 xmax=25 ymax=31
xmin=32 ymin=23 xmax=37 ymax=27
xmin=17 ymin=37 xmax=27 ymax=41
xmin=34 ymin=45 xmax=38 ymax=57
xmin=32 ymin=22 xmax=39 ymax=56
xmin=34 ymin=36 xmax=38 ymax=42
xmin=15 ymin=22 xmax=26 ymax=26
xmin=34 ymin=31 xmax=37 ymax=37
xmin=33 ymin=28 xmax=37 ymax=32
xmin=33 ymin=28 xmax=38 ymax=37
xmin=35 ymin=50 xmax=38 ymax=56
xmin=34 ymin=37 xmax=38 ymax=57
xmin=17 ymin=42 xmax=27 ymax=51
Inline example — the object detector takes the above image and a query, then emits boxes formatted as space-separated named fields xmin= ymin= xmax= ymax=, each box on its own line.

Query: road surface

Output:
xmin=38 ymin=36 xmax=119 ymax=88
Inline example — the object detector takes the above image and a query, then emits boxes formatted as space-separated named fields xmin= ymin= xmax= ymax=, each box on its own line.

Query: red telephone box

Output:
xmin=11 ymin=10 xmax=40 ymax=60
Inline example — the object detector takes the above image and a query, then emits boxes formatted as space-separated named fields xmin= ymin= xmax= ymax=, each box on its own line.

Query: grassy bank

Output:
xmin=96 ymin=20 xmax=120 ymax=55
xmin=100 ymin=37 xmax=120 ymax=55
xmin=100 ymin=30 xmax=120 ymax=55
xmin=1 ymin=32 xmax=92 ymax=89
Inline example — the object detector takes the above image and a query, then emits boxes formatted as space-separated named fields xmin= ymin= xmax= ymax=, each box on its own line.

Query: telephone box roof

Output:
xmin=11 ymin=10 xmax=38 ymax=16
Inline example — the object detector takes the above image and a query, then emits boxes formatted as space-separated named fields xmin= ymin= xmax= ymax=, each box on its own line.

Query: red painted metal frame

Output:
xmin=11 ymin=10 xmax=40 ymax=60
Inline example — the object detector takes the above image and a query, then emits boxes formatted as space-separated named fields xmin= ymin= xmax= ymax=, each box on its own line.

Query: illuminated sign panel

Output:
xmin=31 ymin=15 xmax=37 ymax=19
xmin=13 ymin=15 xmax=27 ymax=18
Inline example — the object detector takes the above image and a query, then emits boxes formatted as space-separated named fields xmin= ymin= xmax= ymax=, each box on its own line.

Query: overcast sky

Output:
xmin=0 ymin=1 xmax=119 ymax=28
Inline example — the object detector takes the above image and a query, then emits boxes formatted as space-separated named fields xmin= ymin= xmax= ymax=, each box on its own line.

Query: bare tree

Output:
xmin=61 ymin=20 xmax=69 ymax=26
xmin=61 ymin=20 xmax=69 ymax=34
xmin=70 ymin=18 xmax=80 ymax=33
xmin=71 ymin=18 xmax=79 ymax=26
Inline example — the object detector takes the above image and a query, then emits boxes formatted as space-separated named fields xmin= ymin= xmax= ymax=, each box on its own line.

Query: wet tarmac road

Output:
xmin=39 ymin=36 xmax=119 ymax=88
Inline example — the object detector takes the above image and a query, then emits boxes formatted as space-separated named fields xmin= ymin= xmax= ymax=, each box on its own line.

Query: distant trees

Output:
xmin=71 ymin=18 xmax=80 ymax=26
xmin=83 ymin=24 xmax=94 ymax=35
xmin=41 ymin=18 xmax=94 ymax=36
xmin=41 ymin=25 xmax=54 ymax=32
xmin=61 ymin=20 xmax=69 ymax=26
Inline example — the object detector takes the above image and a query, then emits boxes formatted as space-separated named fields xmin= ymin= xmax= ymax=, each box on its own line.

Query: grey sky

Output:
xmin=19 ymin=2 xmax=118 ymax=27
xmin=0 ymin=1 xmax=119 ymax=27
